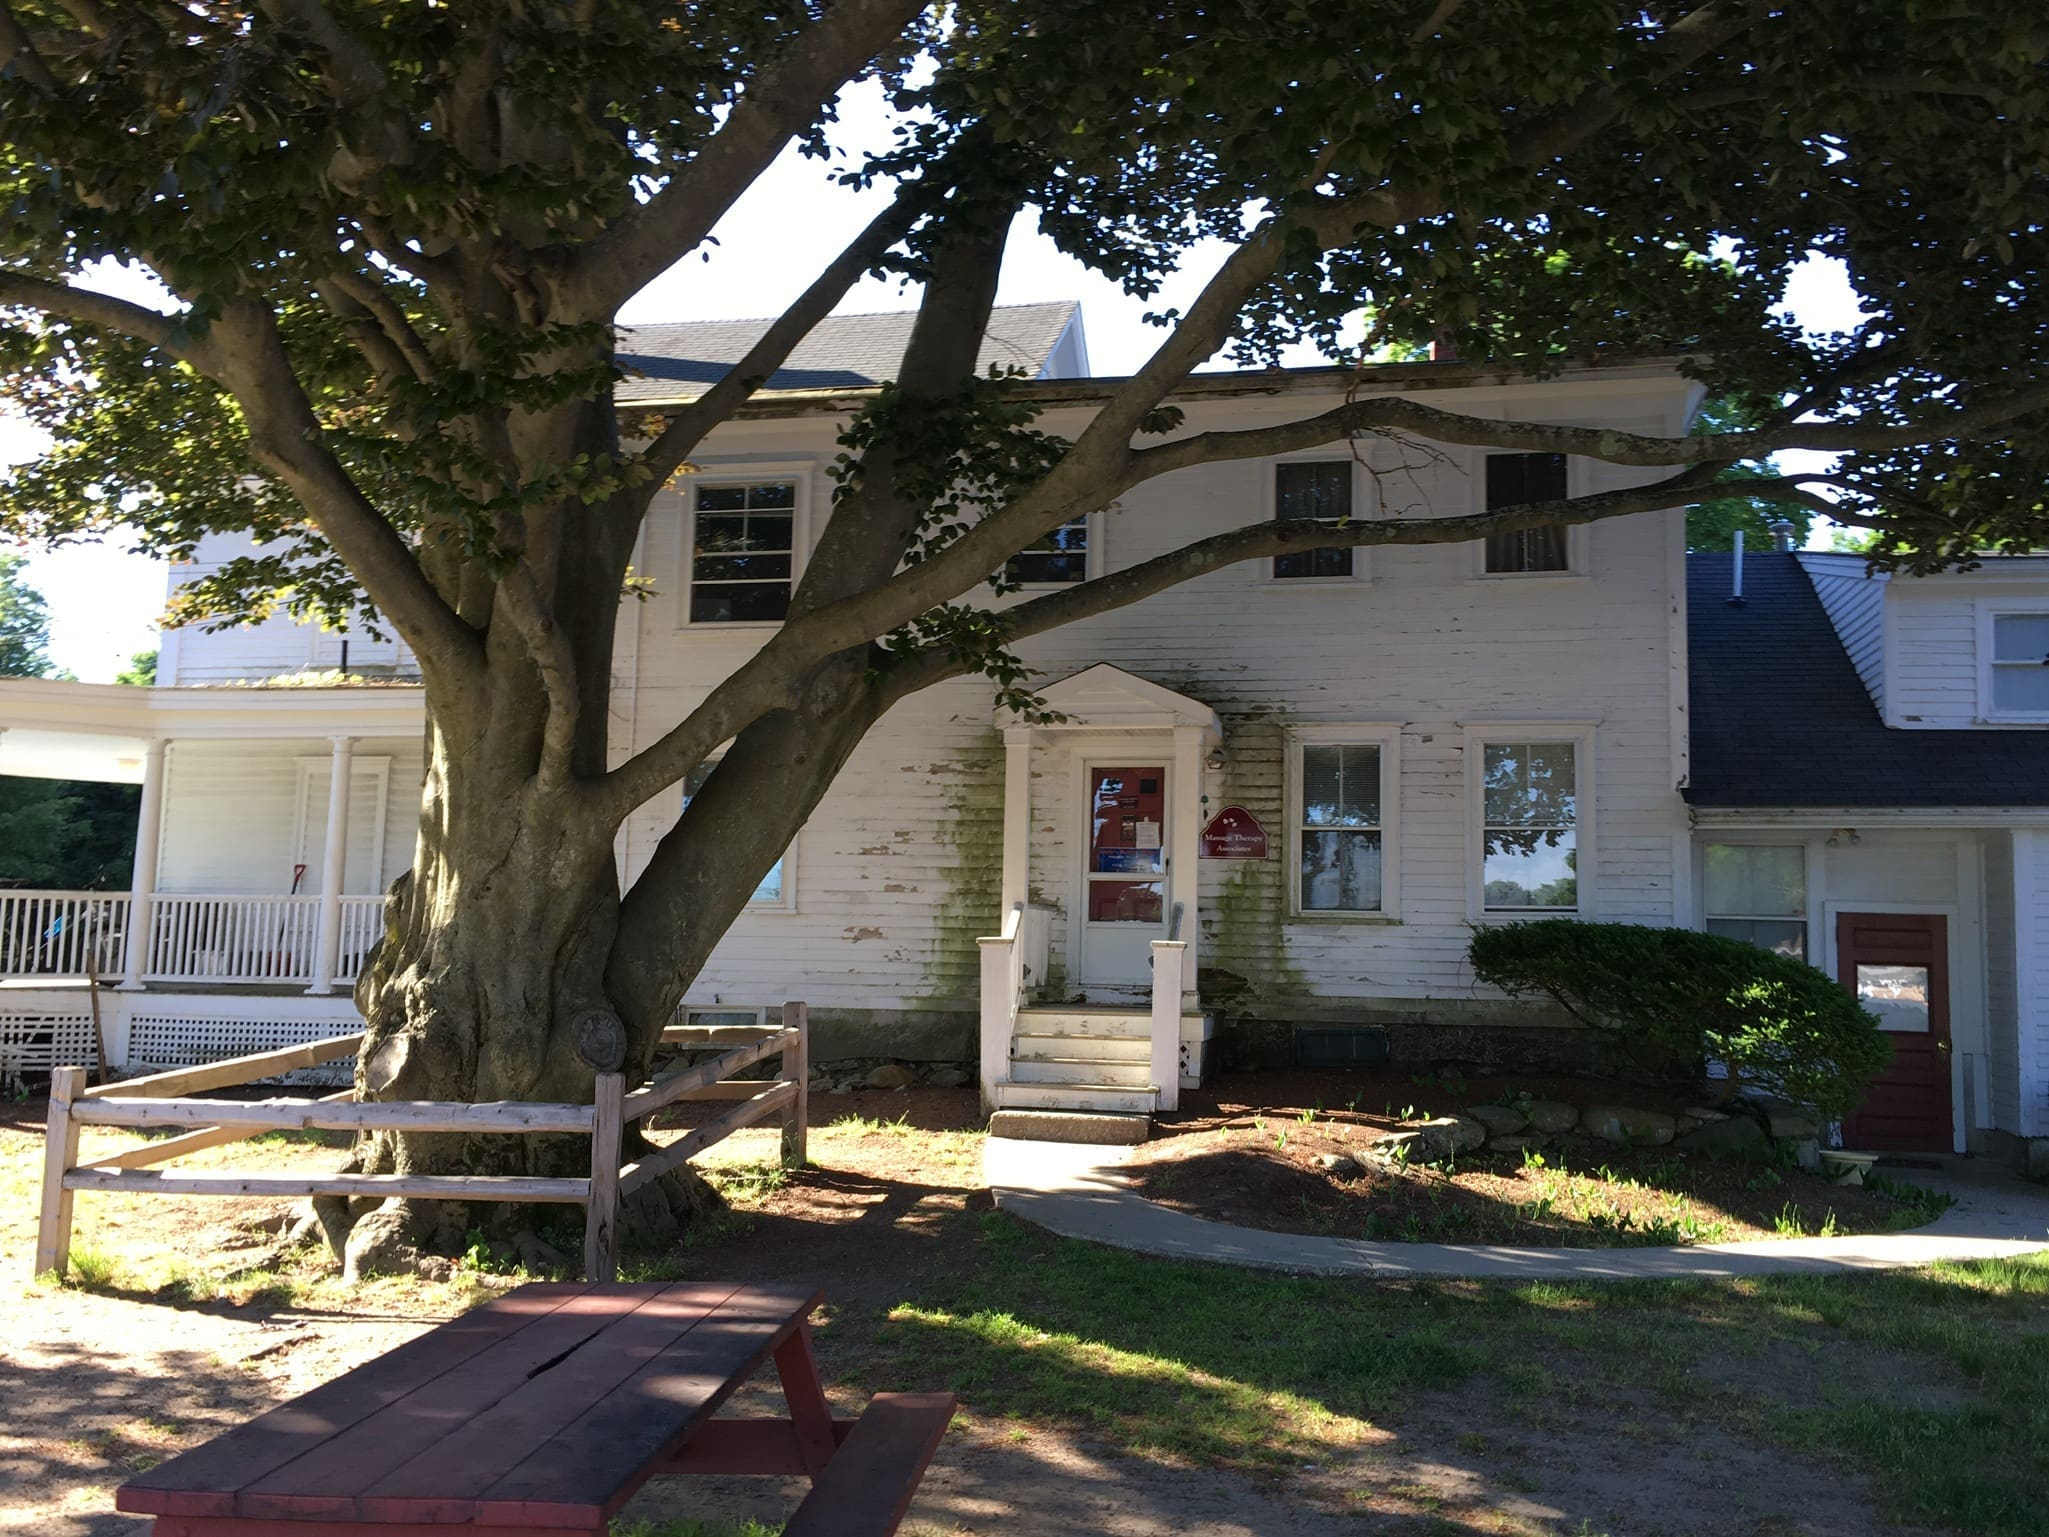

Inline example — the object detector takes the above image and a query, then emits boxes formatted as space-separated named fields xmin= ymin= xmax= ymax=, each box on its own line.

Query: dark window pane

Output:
xmin=696 ymin=485 xmax=750 ymax=511
xmin=746 ymin=481 xmax=796 ymax=509
xmin=1302 ymin=744 xmax=1380 ymax=826
xmin=1006 ymin=517 xmax=1088 ymax=585
xmin=694 ymin=553 xmax=793 ymax=583
xmin=1301 ymin=829 xmax=1382 ymax=911
xmin=690 ymin=582 xmax=791 ymax=623
xmin=1483 ymin=453 xmax=1570 ymax=572
xmin=1706 ymin=917 xmax=1806 ymax=960
xmin=1274 ymin=461 xmax=1355 ymax=580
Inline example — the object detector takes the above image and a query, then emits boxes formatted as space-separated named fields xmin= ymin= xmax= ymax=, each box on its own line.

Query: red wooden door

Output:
xmin=1837 ymin=912 xmax=1953 ymax=1151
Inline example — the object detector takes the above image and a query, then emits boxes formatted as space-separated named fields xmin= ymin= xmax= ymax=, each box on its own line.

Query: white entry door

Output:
xmin=1078 ymin=761 xmax=1170 ymax=989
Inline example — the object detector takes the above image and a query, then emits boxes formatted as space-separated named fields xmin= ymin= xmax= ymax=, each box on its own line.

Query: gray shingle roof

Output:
xmin=617 ymin=300 xmax=1080 ymax=404
xmin=1685 ymin=552 xmax=2049 ymax=809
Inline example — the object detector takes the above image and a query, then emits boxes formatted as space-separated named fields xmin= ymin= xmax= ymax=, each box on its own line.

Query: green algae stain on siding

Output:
xmin=1196 ymin=715 xmax=1312 ymax=1010
xmin=912 ymin=728 xmax=1004 ymax=1011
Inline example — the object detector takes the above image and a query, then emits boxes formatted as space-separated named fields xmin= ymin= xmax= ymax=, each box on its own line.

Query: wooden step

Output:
xmin=1007 ymin=1056 xmax=1153 ymax=1087
xmin=1011 ymin=1032 xmax=1152 ymax=1063
xmin=992 ymin=1079 xmax=1159 ymax=1115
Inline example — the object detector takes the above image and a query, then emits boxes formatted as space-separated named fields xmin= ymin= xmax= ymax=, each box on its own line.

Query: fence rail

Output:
xmin=34 ymin=1003 xmax=811 ymax=1283
xmin=0 ymin=892 xmax=127 ymax=978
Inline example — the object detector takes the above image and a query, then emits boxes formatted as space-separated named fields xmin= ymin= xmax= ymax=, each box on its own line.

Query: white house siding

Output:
xmin=1984 ymin=831 xmax=2021 ymax=1134
xmin=2019 ymin=829 xmax=2049 ymax=1140
xmin=1865 ymin=563 xmax=2049 ymax=729
xmin=160 ymin=533 xmax=417 ymax=685
xmin=1795 ymin=553 xmax=1886 ymax=714
xmin=611 ymin=373 xmax=1697 ymax=1040
xmin=154 ymin=737 xmax=423 ymax=896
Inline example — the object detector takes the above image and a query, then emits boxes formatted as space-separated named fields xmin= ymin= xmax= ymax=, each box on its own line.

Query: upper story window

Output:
xmin=690 ymin=481 xmax=796 ymax=623
xmin=1482 ymin=453 xmax=1572 ymax=574
xmin=1273 ymin=460 xmax=1355 ymax=580
xmin=1289 ymin=730 xmax=1399 ymax=915
xmin=1475 ymin=736 xmax=1582 ymax=913
xmin=1702 ymin=843 xmax=1807 ymax=958
xmin=1985 ymin=609 xmax=2049 ymax=720
xmin=1006 ymin=516 xmax=1089 ymax=585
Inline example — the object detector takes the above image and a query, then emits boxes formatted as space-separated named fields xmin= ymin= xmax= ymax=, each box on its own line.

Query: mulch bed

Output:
xmin=1129 ymin=1069 xmax=1934 ymax=1247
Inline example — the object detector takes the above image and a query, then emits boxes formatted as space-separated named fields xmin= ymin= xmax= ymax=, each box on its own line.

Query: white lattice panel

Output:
xmin=127 ymin=1012 xmax=357 ymax=1085
xmin=0 ymin=1009 xmax=98 ymax=1086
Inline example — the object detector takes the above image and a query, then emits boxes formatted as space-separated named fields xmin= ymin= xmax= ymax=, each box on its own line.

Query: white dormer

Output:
xmin=1798 ymin=551 xmax=2049 ymax=729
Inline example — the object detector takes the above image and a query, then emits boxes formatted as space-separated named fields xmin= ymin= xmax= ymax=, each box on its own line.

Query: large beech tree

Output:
xmin=3 ymin=2 xmax=2046 ymax=1265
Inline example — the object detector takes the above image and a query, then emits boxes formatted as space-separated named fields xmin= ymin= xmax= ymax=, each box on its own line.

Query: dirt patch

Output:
xmin=1129 ymin=1072 xmax=1936 ymax=1247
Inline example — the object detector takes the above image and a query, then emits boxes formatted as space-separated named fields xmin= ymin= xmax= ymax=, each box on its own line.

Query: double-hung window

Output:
xmin=683 ymin=760 xmax=792 ymax=908
xmin=1475 ymin=735 xmax=1584 ymax=913
xmin=689 ymin=481 xmax=796 ymax=623
xmin=1289 ymin=727 xmax=1399 ymax=916
xmin=1984 ymin=608 xmax=2049 ymax=720
xmin=1702 ymin=844 xmax=1807 ymax=958
xmin=1482 ymin=453 xmax=1572 ymax=574
xmin=1006 ymin=516 xmax=1090 ymax=585
xmin=1273 ymin=461 xmax=1355 ymax=580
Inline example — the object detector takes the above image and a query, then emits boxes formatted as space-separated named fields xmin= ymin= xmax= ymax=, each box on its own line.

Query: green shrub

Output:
xmin=1467 ymin=920 xmax=1890 ymax=1118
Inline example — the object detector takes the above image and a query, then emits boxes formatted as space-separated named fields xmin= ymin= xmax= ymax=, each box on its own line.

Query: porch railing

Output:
xmin=1148 ymin=901 xmax=1187 ymax=1114
xmin=976 ymin=899 xmax=1058 ymax=1113
xmin=0 ymin=891 xmax=386 ymax=987
xmin=0 ymin=891 xmax=128 ymax=978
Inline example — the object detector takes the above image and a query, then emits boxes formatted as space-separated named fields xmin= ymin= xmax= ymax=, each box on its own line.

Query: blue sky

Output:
xmin=2 ymin=82 xmax=1863 ymax=680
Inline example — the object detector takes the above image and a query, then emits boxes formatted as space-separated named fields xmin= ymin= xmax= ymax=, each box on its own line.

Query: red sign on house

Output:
xmin=1200 ymin=806 xmax=1269 ymax=859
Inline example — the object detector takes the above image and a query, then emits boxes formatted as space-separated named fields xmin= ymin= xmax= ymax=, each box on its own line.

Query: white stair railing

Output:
xmin=977 ymin=900 xmax=1059 ymax=1113
xmin=1148 ymin=902 xmax=1187 ymax=1113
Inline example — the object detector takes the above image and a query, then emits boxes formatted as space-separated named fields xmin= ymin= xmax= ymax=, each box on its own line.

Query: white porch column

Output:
xmin=119 ymin=738 xmax=168 ymax=990
xmin=1000 ymin=725 xmax=1033 ymax=918
xmin=1170 ymin=724 xmax=1204 ymax=996
xmin=306 ymin=735 xmax=354 ymax=996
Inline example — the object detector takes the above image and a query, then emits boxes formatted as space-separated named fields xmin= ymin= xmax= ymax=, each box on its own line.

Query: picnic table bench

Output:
xmin=116 ymin=1282 xmax=953 ymax=1537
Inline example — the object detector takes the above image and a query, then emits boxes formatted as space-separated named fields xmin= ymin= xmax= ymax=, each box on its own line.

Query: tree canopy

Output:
xmin=0 ymin=2 xmax=2043 ymax=1248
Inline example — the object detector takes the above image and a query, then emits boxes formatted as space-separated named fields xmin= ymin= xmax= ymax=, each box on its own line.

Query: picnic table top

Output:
xmin=117 ymin=1280 xmax=826 ymax=1529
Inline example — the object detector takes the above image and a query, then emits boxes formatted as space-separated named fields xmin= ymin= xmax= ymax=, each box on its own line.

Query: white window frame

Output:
xmin=1698 ymin=840 xmax=1812 ymax=959
xmin=1463 ymin=722 xmax=1597 ymax=921
xmin=1262 ymin=453 xmax=1372 ymax=587
xmin=1285 ymin=724 xmax=1402 ymax=920
xmin=1469 ymin=450 xmax=1588 ymax=580
xmin=1005 ymin=508 xmax=1104 ymax=590
xmin=681 ymin=757 xmax=799 ymax=912
xmin=1977 ymin=599 xmax=2049 ymax=724
xmin=678 ymin=462 xmax=814 ymax=630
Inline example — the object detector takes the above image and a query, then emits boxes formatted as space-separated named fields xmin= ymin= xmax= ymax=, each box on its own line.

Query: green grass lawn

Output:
xmin=831 ymin=1212 xmax=2049 ymax=1537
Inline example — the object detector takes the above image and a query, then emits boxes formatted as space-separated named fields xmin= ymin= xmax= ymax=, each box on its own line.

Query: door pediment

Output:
xmin=998 ymin=663 xmax=1221 ymax=740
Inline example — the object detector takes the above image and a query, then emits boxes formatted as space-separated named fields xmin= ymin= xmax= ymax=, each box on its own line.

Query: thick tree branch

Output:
xmin=0 ymin=4 xmax=59 ymax=93
xmin=560 ymin=0 xmax=928 ymax=319
xmin=0 ymin=272 xmax=184 ymax=351
xmin=321 ymin=269 xmax=435 ymax=381
xmin=197 ymin=302 xmax=482 ymax=677
xmin=495 ymin=564 xmax=581 ymax=788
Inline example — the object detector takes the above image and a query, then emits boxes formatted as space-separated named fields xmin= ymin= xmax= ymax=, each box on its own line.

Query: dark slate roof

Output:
xmin=616 ymin=300 xmax=1080 ymax=403
xmin=1685 ymin=552 xmax=2049 ymax=808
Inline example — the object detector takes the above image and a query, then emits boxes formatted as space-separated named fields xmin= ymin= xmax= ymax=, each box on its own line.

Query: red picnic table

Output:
xmin=116 ymin=1281 xmax=953 ymax=1537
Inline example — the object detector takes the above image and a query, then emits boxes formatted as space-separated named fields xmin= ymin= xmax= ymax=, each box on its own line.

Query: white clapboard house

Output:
xmin=2 ymin=303 xmax=2044 ymax=1167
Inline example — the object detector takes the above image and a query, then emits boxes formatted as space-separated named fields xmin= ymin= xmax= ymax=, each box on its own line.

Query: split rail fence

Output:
xmin=35 ymin=1002 xmax=809 ymax=1284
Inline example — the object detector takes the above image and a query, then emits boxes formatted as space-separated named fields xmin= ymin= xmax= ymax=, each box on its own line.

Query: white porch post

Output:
xmin=119 ymin=738 xmax=168 ymax=990
xmin=1000 ymin=726 xmax=1032 ymax=917
xmin=306 ymin=735 xmax=354 ymax=996
xmin=1170 ymin=724 xmax=1204 ymax=993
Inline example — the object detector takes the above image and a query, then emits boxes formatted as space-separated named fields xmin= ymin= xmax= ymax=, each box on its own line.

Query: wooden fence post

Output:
xmin=781 ymin=1002 xmax=808 ymax=1169
xmin=585 ymin=1070 xmax=624 ymax=1283
xmin=36 ymin=1065 xmax=85 ymax=1279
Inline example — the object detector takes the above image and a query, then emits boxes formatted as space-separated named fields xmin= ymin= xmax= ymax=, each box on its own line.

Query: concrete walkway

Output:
xmin=984 ymin=1138 xmax=2049 ymax=1280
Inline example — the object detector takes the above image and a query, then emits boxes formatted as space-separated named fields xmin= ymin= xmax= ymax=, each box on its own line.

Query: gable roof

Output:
xmin=617 ymin=300 xmax=1081 ymax=404
xmin=1684 ymin=552 xmax=2049 ymax=809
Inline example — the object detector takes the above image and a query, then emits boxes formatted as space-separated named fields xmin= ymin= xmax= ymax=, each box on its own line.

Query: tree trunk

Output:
xmin=323 ymin=710 xmax=716 ymax=1276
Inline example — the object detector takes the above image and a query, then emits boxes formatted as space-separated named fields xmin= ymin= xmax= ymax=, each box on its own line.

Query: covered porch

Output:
xmin=979 ymin=665 xmax=1221 ymax=1119
xmin=0 ymin=678 xmax=422 ymax=995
